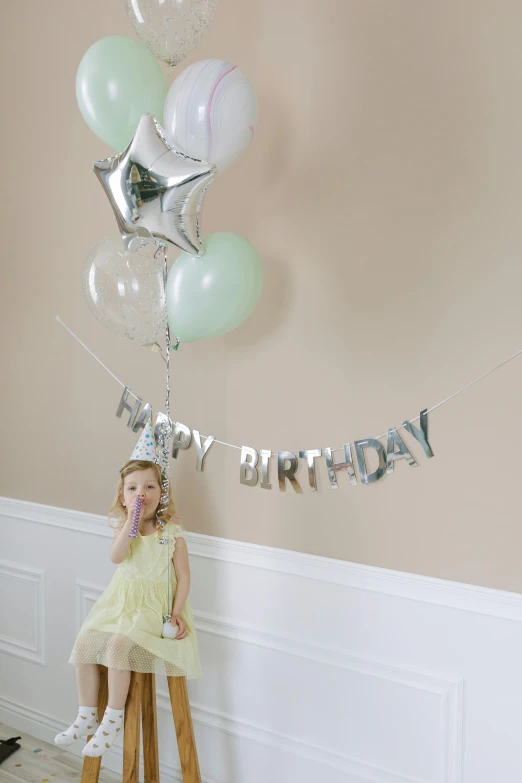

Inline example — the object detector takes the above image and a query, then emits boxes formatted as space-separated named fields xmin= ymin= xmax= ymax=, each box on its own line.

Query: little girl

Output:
xmin=54 ymin=423 xmax=201 ymax=758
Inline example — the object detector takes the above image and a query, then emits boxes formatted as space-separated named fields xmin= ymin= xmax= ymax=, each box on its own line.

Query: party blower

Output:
xmin=128 ymin=496 xmax=143 ymax=538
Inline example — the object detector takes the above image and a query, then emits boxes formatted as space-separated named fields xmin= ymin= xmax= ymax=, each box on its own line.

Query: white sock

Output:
xmin=82 ymin=706 xmax=124 ymax=757
xmin=54 ymin=706 xmax=99 ymax=746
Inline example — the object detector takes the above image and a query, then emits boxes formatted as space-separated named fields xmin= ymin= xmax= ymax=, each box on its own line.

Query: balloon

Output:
xmin=82 ymin=236 xmax=166 ymax=345
xmin=124 ymin=0 xmax=217 ymax=67
xmin=163 ymin=59 xmax=258 ymax=172
xmin=76 ymin=36 xmax=167 ymax=150
xmin=166 ymin=233 xmax=263 ymax=342
xmin=94 ymin=114 xmax=215 ymax=256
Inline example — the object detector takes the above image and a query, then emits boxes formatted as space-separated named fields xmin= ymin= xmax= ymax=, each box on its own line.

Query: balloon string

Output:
xmin=163 ymin=248 xmax=171 ymax=621
xmin=55 ymin=315 xmax=522 ymax=454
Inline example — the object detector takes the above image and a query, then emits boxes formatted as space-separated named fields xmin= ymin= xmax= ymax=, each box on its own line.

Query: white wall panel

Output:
xmin=1 ymin=496 xmax=521 ymax=782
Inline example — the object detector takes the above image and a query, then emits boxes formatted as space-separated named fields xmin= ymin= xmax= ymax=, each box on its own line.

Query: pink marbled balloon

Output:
xmin=164 ymin=59 xmax=258 ymax=172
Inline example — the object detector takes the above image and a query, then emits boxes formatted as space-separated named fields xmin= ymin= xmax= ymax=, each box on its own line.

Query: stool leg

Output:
xmin=141 ymin=673 xmax=160 ymax=783
xmin=167 ymin=676 xmax=201 ymax=783
xmin=81 ymin=666 xmax=109 ymax=783
xmin=123 ymin=670 xmax=141 ymax=783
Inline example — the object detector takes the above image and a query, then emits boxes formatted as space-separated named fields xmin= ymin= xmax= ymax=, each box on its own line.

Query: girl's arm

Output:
xmin=109 ymin=515 xmax=135 ymax=563
xmin=171 ymin=537 xmax=191 ymax=616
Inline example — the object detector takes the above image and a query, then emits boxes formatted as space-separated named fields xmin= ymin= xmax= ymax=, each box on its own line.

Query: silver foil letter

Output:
xmin=172 ymin=422 xmax=192 ymax=459
xmin=116 ymin=386 xmax=142 ymax=429
xmin=401 ymin=409 xmax=434 ymax=458
xmin=132 ymin=403 xmax=152 ymax=433
xmin=260 ymin=450 xmax=272 ymax=489
xmin=298 ymin=449 xmax=322 ymax=491
xmin=193 ymin=430 xmax=215 ymax=471
xmin=354 ymin=439 xmax=387 ymax=484
xmin=277 ymin=452 xmax=303 ymax=494
xmin=386 ymin=428 xmax=417 ymax=473
xmin=240 ymin=447 xmax=259 ymax=487
xmin=323 ymin=445 xmax=357 ymax=488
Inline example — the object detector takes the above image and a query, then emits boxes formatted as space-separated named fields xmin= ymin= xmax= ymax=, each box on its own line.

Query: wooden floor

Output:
xmin=0 ymin=724 xmax=121 ymax=783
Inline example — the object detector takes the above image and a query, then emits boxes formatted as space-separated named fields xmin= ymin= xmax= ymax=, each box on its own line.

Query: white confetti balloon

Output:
xmin=124 ymin=0 xmax=217 ymax=67
xmin=82 ymin=236 xmax=166 ymax=346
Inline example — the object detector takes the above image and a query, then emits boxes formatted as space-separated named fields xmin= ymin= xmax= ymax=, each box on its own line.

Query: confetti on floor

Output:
xmin=33 ymin=748 xmax=42 ymax=753
xmin=15 ymin=763 xmax=22 ymax=767
xmin=42 ymin=778 xmax=49 ymax=781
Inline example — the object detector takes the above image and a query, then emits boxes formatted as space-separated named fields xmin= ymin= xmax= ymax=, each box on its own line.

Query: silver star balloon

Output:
xmin=93 ymin=113 xmax=216 ymax=256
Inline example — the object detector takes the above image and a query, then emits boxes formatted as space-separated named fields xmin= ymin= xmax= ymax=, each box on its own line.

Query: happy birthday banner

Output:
xmin=56 ymin=316 xmax=522 ymax=494
xmin=116 ymin=385 xmax=433 ymax=492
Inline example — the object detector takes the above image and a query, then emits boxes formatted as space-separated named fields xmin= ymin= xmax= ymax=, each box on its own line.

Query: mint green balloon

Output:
xmin=166 ymin=233 xmax=263 ymax=342
xmin=76 ymin=36 xmax=167 ymax=151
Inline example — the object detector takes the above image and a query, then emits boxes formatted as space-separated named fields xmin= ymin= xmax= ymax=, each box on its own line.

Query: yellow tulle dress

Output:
xmin=69 ymin=521 xmax=201 ymax=678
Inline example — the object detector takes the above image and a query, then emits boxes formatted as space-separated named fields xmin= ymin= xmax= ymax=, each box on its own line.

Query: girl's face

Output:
xmin=122 ymin=468 xmax=162 ymax=522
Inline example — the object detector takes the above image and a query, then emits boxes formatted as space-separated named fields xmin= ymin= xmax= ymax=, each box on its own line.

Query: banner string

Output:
xmin=56 ymin=315 xmax=522 ymax=452
xmin=55 ymin=316 xmax=128 ymax=388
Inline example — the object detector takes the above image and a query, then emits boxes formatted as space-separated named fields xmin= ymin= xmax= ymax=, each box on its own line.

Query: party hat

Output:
xmin=130 ymin=416 xmax=158 ymax=462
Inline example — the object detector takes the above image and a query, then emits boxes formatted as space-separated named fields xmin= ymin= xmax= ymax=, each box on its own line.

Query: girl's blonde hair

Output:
xmin=109 ymin=460 xmax=179 ymax=536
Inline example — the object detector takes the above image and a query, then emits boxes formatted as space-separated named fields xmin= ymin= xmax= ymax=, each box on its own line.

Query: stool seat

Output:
xmin=81 ymin=666 xmax=201 ymax=783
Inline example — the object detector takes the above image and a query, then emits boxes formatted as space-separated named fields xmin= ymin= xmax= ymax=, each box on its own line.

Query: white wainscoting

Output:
xmin=1 ymin=496 xmax=522 ymax=783
xmin=0 ymin=561 xmax=46 ymax=666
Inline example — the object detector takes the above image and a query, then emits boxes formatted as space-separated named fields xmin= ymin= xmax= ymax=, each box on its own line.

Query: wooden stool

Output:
xmin=81 ymin=665 xmax=201 ymax=783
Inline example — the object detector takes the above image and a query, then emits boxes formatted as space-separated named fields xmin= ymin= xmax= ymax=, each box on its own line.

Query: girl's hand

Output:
xmin=170 ymin=615 xmax=187 ymax=639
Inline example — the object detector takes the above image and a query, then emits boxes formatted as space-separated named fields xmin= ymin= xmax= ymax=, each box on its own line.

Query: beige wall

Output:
xmin=2 ymin=0 xmax=522 ymax=592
